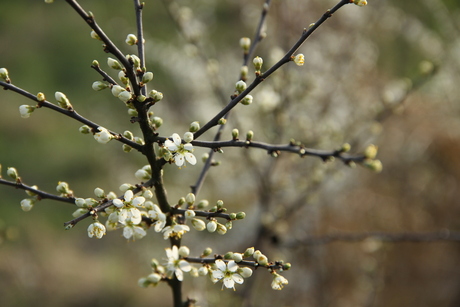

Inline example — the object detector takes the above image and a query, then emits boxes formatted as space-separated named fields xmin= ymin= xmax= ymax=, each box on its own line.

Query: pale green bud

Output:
xmin=138 ymin=277 xmax=149 ymax=288
xmin=198 ymin=266 xmax=208 ymax=276
xmin=90 ymin=30 xmax=101 ymax=40
xmin=191 ymin=218 xmax=206 ymax=231
xmin=108 ymin=57 xmax=123 ymax=70
xmin=92 ymin=60 xmax=100 ymax=67
xmin=55 ymin=92 xmax=72 ymax=109
xmin=202 ymin=247 xmax=212 ymax=257
xmin=235 ymin=80 xmax=247 ymax=93
xmin=184 ymin=132 xmax=194 ymax=143
xmin=148 ymin=90 xmax=163 ymax=102
xmin=123 ymin=130 xmax=134 ymax=140
xmin=75 ymin=198 xmax=87 ymax=208
xmin=341 ymin=143 xmax=351 ymax=152
xmin=189 ymin=121 xmax=200 ymax=132
xmin=218 ymin=118 xmax=227 ymax=125
xmin=37 ymin=92 xmax=46 ymax=102
xmin=244 ymin=247 xmax=255 ymax=258
xmin=152 ymin=117 xmax=163 ymax=128
xmin=92 ymin=81 xmax=108 ymax=91
xmin=232 ymin=129 xmax=239 ymax=140
xmin=85 ymin=198 xmax=98 ymax=207
xmin=363 ymin=159 xmax=383 ymax=173
xmin=135 ymin=169 xmax=151 ymax=180
xmin=19 ymin=105 xmax=35 ymax=118
xmin=25 ymin=185 xmax=38 ymax=197
xmin=241 ymin=95 xmax=253 ymax=105
xmin=125 ymin=34 xmax=138 ymax=46
xmin=146 ymin=273 xmax=161 ymax=284
xmin=225 ymin=220 xmax=232 ymax=230
xmin=229 ymin=212 xmax=237 ymax=220
xmin=224 ymin=252 xmax=233 ymax=259
xmin=20 ymin=199 xmax=35 ymax=212
xmin=216 ymin=200 xmax=224 ymax=209
xmin=185 ymin=193 xmax=195 ymax=205
xmin=72 ymin=208 xmax=87 ymax=218
xmin=232 ymin=253 xmax=243 ymax=262
xmin=94 ymin=188 xmax=105 ymax=198
xmin=79 ymin=125 xmax=91 ymax=134
xmin=118 ymin=71 xmax=129 ymax=85
xmin=253 ymin=56 xmax=263 ymax=71
xmin=56 ymin=181 xmax=70 ymax=194
xmin=239 ymin=37 xmax=251 ymax=52
xmin=119 ymin=183 xmax=134 ymax=192
xmin=129 ymin=54 xmax=141 ymax=68
xmin=201 ymin=153 xmax=209 ymax=162
xmin=118 ymin=90 xmax=132 ymax=103
xmin=364 ymin=144 xmax=378 ymax=159
xmin=216 ymin=223 xmax=227 ymax=235
xmin=142 ymin=72 xmax=154 ymax=84
xmin=197 ymin=199 xmax=209 ymax=209
xmin=246 ymin=131 xmax=254 ymax=141
xmin=207 ymin=220 xmax=217 ymax=233
xmin=179 ymin=246 xmax=190 ymax=257
xmin=353 ymin=0 xmax=367 ymax=6
xmin=0 ymin=68 xmax=10 ymax=82
xmin=236 ymin=212 xmax=246 ymax=219
xmin=178 ymin=197 xmax=186 ymax=207
xmin=239 ymin=267 xmax=253 ymax=278
xmin=137 ymin=95 xmax=146 ymax=102
xmin=240 ymin=66 xmax=248 ymax=79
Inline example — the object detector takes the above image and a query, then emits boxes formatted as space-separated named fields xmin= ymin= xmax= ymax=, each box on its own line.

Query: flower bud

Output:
xmin=257 ymin=254 xmax=268 ymax=266
xmin=183 ymin=132 xmax=194 ymax=143
xmin=90 ymin=30 xmax=101 ymax=40
xmin=341 ymin=143 xmax=351 ymax=152
xmin=19 ymin=105 xmax=35 ymax=118
xmin=216 ymin=223 xmax=227 ymax=235
xmin=197 ymin=199 xmax=209 ymax=209
xmin=246 ymin=131 xmax=254 ymax=142
xmin=179 ymin=246 xmax=190 ymax=257
xmin=7 ymin=167 xmax=18 ymax=180
xmin=118 ymin=90 xmax=132 ymax=103
xmin=232 ymin=253 xmax=243 ymax=262
xmin=189 ymin=121 xmax=200 ymax=133
xmin=94 ymin=127 xmax=113 ymax=144
xmin=125 ymin=34 xmax=138 ymax=46
xmin=218 ymin=118 xmax=227 ymax=125
xmin=241 ymin=95 xmax=253 ymax=105
xmin=148 ymin=90 xmax=164 ymax=102
xmin=202 ymin=247 xmax=212 ymax=257
xmin=151 ymin=116 xmax=163 ymax=129
xmin=75 ymin=198 xmax=87 ymax=208
xmin=364 ymin=159 xmax=383 ymax=173
xmin=37 ymin=92 xmax=46 ymax=102
xmin=185 ymin=209 xmax=196 ymax=219
xmin=123 ymin=130 xmax=134 ymax=140
xmin=240 ymin=65 xmax=248 ymax=79
xmin=198 ymin=266 xmax=208 ymax=276
xmin=236 ymin=212 xmax=246 ymax=219
xmin=364 ymin=144 xmax=378 ymax=159
xmin=191 ymin=218 xmax=206 ymax=231
xmin=108 ymin=57 xmax=123 ymax=70
xmin=207 ymin=220 xmax=217 ymax=233
xmin=185 ymin=193 xmax=195 ymax=205
xmin=146 ymin=273 xmax=161 ymax=284
xmin=20 ymin=199 xmax=35 ymax=212
xmin=111 ymin=85 xmax=125 ymax=98
xmin=0 ymin=68 xmax=10 ymax=82
xmin=353 ymin=0 xmax=367 ymax=6
xmin=239 ymin=267 xmax=253 ymax=278
xmin=92 ymin=60 xmax=100 ymax=67
xmin=94 ymin=188 xmax=105 ymax=198
xmin=224 ymin=252 xmax=233 ymax=259
xmin=55 ymin=92 xmax=72 ymax=109
xmin=235 ymin=80 xmax=247 ymax=93
xmin=56 ymin=181 xmax=70 ymax=194
xmin=142 ymin=72 xmax=154 ymax=84
xmin=135 ymin=169 xmax=151 ymax=180
xmin=92 ymin=81 xmax=108 ymax=91
xmin=129 ymin=54 xmax=141 ymax=68
xmin=239 ymin=37 xmax=251 ymax=52
xmin=293 ymin=54 xmax=305 ymax=66
xmin=79 ymin=125 xmax=91 ymax=134
xmin=244 ymin=247 xmax=254 ymax=258
xmin=253 ymin=56 xmax=263 ymax=71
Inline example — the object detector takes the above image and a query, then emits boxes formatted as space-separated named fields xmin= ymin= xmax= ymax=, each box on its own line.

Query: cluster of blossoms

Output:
xmin=138 ymin=245 xmax=289 ymax=291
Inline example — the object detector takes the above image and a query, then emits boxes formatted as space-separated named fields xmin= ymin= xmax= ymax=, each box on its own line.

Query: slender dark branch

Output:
xmin=243 ymin=0 xmax=271 ymax=69
xmin=0 ymin=81 xmax=143 ymax=151
xmin=65 ymin=0 xmax=141 ymax=96
xmin=286 ymin=230 xmax=460 ymax=247
xmin=183 ymin=257 xmax=286 ymax=271
xmin=194 ymin=0 xmax=351 ymax=139
xmin=191 ymin=139 xmax=364 ymax=163
xmin=134 ymin=0 xmax=147 ymax=95
xmin=0 ymin=178 xmax=75 ymax=204
xmin=91 ymin=64 xmax=118 ymax=85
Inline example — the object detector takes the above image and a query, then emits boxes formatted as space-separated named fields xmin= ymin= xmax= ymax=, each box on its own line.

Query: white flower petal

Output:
xmin=232 ymin=273 xmax=244 ymax=284
xmin=183 ymin=143 xmax=193 ymax=151
xmin=123 ymin=226 xmax=134 ymax=239
xmin=164 ymin=139 xmax=177 ymax=151
xmin=215 ymin=259 xmax=227 ymax=271
xmin=124 ymin=190 xmax=134 ymax=202
xmin=223 ymin=277 xmax=235 ymax=289
xmin=227 ymin=260 xmax=238 ymax=272
xmin=179 ymin=260 xmax=192 ymax=272
xmin=184 ymin=153 xmax=197 ymax=165
xmin=172 ymin=133 xmax=182 ymax=146
xmin=175 ymin=154 xmax=185 ymax=167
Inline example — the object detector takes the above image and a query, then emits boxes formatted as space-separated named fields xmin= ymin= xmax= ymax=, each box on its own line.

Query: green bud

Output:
xmin=216 ymin=200 xmax=224 ymax=208
xmin=92 ymin=60 xmax=100 ymax=67
xmin=189 ymin=121 xmax=200 ymax=133
xmin=185 ymin=193 xmax=195 ymax=205
xmin=142 ymin=72 xmax=154 ymax=84
xmin=92 ymin=81 xmax=108 ymax=91
xmin=7 ymin=167 xmax=18 ymax=180
xmin=341 ymin=143 xmax=351 ymax=152
xmin=235 ymin=80 xmax=247 ymax=93
xmin=178 ymin=197 xmax=186 ymax=207
xmin=137 ymin=94 xmax=146 ymax=102
xmin=197 ymin=199 xmax=209 ymax=209
xmin=229 ymin=213 xmax=237 ymax=220
xmin=0 ymin=68 xmax=9 ymax=82
xmin=37 ymin=92 xmax=46 ymax=102
xmin=55 ymin=92 xmax=72 ymax=110
xmin=123 ymin=130 xmax=134 ymax=140
xmin=253 ymin=56 xmax=263 ymax=71
xmin=79 ymin=125 xmax=91 ymax=134
xmin=107 ymin=57 xmax=123 ymax=70
xmin=202 ymin=247 xmax=212 ymax=257
xmin=283 ymin=263 xmax=292 ymax=270
xmin=123 ymin=144 xmax=132 ymax=153
xmin=236 ymin=212 xmax=246 ymax=219
xmin=90 ymin=30 xmax=101 ymax=40
xmin=152 ymin=116 xmax=163 ymax=128
xmin=218 ymin=118 xmax=227 ymax=125
xmin=125 ymin=34 xmax=137 ymax=46
xmin=232 ymin=129 xmax=239 ymax=140
xmin=244 ymin=247 xmax=255 ymax=258
xmin=240 ymin=65 xmax=248 ymax=79
xmin=363 ymin=159 xmax=383 ymax=173
xmin=246 ymin=130 xmax=254 ymax=141
xmin=225 ymin=220 xmax=232 ymax=230
xmin=148 ymin=90 xmax=163 ymax=102
xmin=224 ymin=252 xmax=233 ymax=259
xmin=364 ymin=144 xmax=378 ymax=159
xmin=241 ymin=95 xmax=253 ymax=105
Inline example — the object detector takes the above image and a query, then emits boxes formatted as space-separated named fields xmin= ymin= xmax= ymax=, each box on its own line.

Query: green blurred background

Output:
xmin=1 ymin=0 xmax=460 ymax=306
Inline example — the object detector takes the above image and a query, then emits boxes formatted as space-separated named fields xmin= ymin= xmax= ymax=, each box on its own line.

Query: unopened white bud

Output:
xmin=191 ymin=218 xmax=206 ymax=231
xmin=179 ymin=246 xmax=190 ymax=257
xmin=92 ymin=81 xmax=108 ymax=91
xmin=235 ymin=80 xmax=247 ymax=93
xmin=90 ymin=30 xmax=101 ymax=40
xmin=79 ymin=125 xmax=91 ymax=134
xmin=94 ymin=188 xmax=105 ymax=198
xmin=142 ymin=72 xmax=154 ymax=84
xmin=108 ymin=57 xmax=123 ymax=70
xmin=207 ymin=220 xmax=217 ymax=233
xmin=183 ymin=132 xmax=194 ymax=143
xmin=125 ymin=34 xmax=138 ymax=46
xmin=239 ymin=37 xmax=251 ymax=52
xmin=241 ymin=95 xmax=253 ymax=105
xmin=19 ymin=105 xmax=35 ymax=118
xmin=118 ymin=90 xmax=132 ymax=103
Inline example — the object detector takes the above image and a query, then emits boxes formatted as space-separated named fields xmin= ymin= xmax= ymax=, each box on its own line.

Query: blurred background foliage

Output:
xmin=1 ymin=0 xmax=460 ymax=306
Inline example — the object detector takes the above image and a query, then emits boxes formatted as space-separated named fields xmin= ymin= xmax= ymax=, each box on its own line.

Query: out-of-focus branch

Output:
xmin=286 ymin=230 xmax=460 ymax=247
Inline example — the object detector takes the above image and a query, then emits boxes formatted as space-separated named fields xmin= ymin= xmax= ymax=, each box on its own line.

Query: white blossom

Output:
xmin=148 ymin=204 xmax=167 ymax=232
xmin=87 ymin=222 xmax=106 ymax=239
xmin=165 ymin=245 xmax=192 ymax=281
xmin=271 ymin=274 xmax=289 ymax=290
xmin=123 ymin=224 xmax=146 ymax=240
xmin=162 ymin=224 xmax=190 ymax=239
xmin=211 ymin=260 xmax=244 ymax=290
xmin=164 ymin=133 xmax=197 ymax=168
